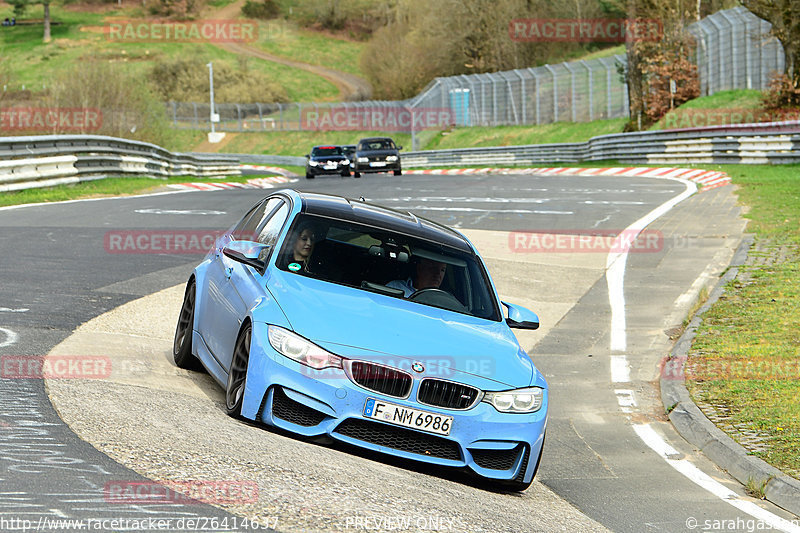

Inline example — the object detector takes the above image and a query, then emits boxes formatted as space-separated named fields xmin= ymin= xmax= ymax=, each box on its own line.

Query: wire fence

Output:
xmin=688 ymin=6 xmax=785 ymax=96
xmin=168 ymin=7 xmax=785 ymax=134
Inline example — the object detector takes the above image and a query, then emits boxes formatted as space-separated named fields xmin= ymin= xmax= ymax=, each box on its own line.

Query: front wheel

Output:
xmin=353 ymin=171 xmax=361 ymax=178
xmin=305 ymin=172 xmax=315 ymax=179
xmin=496 ymin=435 xmax=544 ymax=492
xmin=225 ymin=324 xmax=251 ymax=417
xmin=393 ymin=169 xmax=402 ymax=176
xmin=173 ymin=280 xmax=200 ymax=370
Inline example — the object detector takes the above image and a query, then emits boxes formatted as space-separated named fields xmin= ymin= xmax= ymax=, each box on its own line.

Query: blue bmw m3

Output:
xmin=173 ymin=189 xmax=547 ymax=490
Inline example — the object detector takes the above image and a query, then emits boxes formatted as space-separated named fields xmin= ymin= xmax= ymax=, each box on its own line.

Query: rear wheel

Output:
xmin=173 ymin=280 xmax=200 ymax=370
xmin=225 ymin=324 xmax=251 ymax=417
xmin=353 ymin=171 xmax=361 ymax=178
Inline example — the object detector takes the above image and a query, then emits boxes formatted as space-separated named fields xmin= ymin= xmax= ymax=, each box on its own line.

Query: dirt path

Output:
xmin=212 ymin=0 xmax=372 ymax=101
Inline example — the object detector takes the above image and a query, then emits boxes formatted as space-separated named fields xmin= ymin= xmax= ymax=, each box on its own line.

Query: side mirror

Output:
xmin=305 ymin=154 xmax=310 ymax=158
xmin=396 ymin=145 xmax=403 ymax=150
xmin=501 ymin=301 xmax=539 ymax=330
xmin=223 ymin=241 xmax=270 ymax=273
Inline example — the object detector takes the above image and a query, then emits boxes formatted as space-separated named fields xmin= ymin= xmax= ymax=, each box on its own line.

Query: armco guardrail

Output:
xmin=186 ymin=152 xmax=307 ymax=168
xmin=398 ymin=121 xmax=800 ymax=167
xmin=0 ymin=134 xmax=241 ymax=192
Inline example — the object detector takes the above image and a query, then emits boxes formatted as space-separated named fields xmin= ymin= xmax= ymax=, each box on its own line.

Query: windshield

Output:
xmin=277 ymin=214 xmax=500 ymax=321
xmin=312 ymin=146 xmax=343 ymax=157
xmin=359 ymin=140 xmax=395 ymax=151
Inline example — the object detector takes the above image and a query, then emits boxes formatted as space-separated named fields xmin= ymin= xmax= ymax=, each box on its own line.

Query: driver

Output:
xmin=387 ymin=257 xmax=446 ymax=297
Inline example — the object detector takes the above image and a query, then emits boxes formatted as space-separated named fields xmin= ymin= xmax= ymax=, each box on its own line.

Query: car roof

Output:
xmin=293 ymin=190 xmax=471 ymax=252
xmin=358 ymin=137 xmax=394 ymax=143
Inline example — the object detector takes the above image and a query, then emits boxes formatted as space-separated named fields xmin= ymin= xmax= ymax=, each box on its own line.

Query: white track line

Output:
xmin=0 ymin=327 xmax=18 ymax=348
xmin=606 ymin=177 xmax=696 ymax=352
xmin=607 ymin=177 xmax=798 ymax=530
xmin=635 ymin=425 xmax=800 ymax=532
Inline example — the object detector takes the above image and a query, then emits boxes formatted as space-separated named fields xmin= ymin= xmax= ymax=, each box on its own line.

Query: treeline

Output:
xmin=278 ymin=0 xmax=630 ymax=100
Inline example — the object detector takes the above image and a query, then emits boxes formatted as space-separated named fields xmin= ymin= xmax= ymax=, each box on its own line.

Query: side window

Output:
xmin=256 ymin=202 xmax=290 ymax=247
xmin=233 ymin=198 xmax=282 ymax=241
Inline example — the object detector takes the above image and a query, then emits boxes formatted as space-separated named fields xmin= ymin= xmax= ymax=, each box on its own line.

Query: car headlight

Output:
xmin=483 ymin=387 xmax=544 ymax=413
xmin=268 ymin=326 xmax=343 ymax=370
xmin=386 ymin=155 xmax=398 ymax=162
xmin=357 ymin=157 xmax=369 ymax=163
xmin=308 ymin=160 xmax=319 ymax=166
xmin=342 ymin=159 xmax=350 ymax=165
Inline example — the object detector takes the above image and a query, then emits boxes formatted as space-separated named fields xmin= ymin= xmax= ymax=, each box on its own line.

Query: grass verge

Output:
xmin=0 ymin=174 xmax=254 ymax=208
xmin=254 ymin=19 xmax=366 ymax=77
xmin=424 ymin=119 xmax=627 ymax=150
xmin=0 ymin=4 xmax=338 ymax=102
xmin=206 ymin=130 xmax=412 ymax=156
xmin=685 ymin=163 xmax=800 ymax=479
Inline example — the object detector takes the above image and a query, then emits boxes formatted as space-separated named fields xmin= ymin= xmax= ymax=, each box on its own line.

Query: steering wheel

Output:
xmin=408 ymin=288 xmax=468 ymax=313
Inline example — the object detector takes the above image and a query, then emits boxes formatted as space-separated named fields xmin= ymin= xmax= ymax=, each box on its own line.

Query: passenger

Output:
xmin=284 ymin=223 xmax=316 ymax=273
xmin=387 ymin=257 xmax=446 ymax=297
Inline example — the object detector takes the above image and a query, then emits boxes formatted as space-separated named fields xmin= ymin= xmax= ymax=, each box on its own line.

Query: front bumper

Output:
xmin=241 ymin=326 xmax=547 ymax=484
xmin=307 ymin=163 xmax=349 ymax=176
xmin=353 ymin=160 xmax=401 ymax=173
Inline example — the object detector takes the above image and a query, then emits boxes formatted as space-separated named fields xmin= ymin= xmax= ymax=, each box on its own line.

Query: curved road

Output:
xmin=1 ymin=174 xmax=797 ymax=532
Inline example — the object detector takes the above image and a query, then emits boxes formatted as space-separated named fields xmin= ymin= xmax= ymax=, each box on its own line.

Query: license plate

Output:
xmin=363 ymin=398 xmax=453 ymax=436
xmin=323 ymin=165 xmax=337 ymax=170
xmin=369 ymin=161 xmax=386 ymax=167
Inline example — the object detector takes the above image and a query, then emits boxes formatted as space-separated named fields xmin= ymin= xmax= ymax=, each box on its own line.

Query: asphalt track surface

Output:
xmin=1 ymin=172 xmax=798 ymax=532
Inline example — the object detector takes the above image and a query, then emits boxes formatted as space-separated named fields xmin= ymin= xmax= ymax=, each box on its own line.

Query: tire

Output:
xmin=305 ymin=172 xmax=314 ymax=179
xmin=341 ymin=169 xmax=350 ymax=177
xmin=497 ymin=434 xmax=544 ymax=492
xmin=225 ymin=324 xmax=251 ymax=417
xmin=393 ymin=169 xmax=402 ymax=176
xmin=353 ymin=171 xmax=361 ymax=178
xmin=173 ymin=280 xmax=201 ymax=370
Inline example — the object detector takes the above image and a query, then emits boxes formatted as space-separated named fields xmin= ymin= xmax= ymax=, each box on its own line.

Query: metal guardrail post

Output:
xmin=544 ymin=64 xmax=558 ymax=123
xmin=563 ymin=62 xmax=577 ymax=123
xmin=581 ymin=60 xmax=593 ymax=122
xmin=515 ymin=70 xmax=526 ymax=125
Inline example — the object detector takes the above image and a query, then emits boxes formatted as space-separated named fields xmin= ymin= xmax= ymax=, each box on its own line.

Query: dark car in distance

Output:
xmin=352 ymin=137 xmax=402 ymax=178
xmin=305 ymin=145 xmax=351 ymax=179
xmin=341 ymin=144 xmax=357 ymax=162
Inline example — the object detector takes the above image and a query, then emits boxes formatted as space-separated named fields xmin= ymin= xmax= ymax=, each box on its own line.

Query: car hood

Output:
xmin=310 ymin=155 xmax=347 ymax=162
xmin=266 ymin=271 xmax=533 ymax=388
xmin=356 ymin=150 xmax=398 ymax=158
